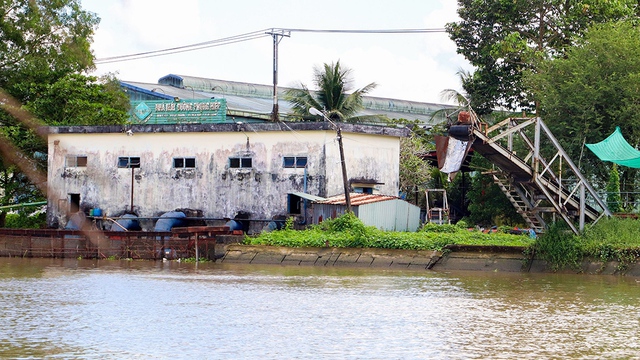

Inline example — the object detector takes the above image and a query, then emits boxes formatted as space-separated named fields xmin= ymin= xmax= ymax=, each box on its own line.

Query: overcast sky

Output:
xmin=81 ymin=0 xmax=471 ymax=104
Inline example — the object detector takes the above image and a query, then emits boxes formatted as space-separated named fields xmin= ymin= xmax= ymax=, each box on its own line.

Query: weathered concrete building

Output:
xmin=43 ymin=74 xmax=452 ymax=232
xmin=46 ymin=121 xmax=407 ymax=232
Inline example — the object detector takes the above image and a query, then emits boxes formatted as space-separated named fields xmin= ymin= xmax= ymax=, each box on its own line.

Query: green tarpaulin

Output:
xmin=585 ymin=126 xmax=640 ymax=168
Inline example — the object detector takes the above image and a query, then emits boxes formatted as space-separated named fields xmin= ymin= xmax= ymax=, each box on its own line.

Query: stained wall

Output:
xmin=46 ymin=125 xmax=403 ymax=231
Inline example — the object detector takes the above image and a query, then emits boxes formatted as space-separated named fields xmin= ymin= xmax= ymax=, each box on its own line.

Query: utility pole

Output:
xmin=335 ymin=126 xmax=352 ymax=213
xmin=266 ymin=29 xmax=290 ymax=122
xmin=310 ymin=108 xmax=352 ymax=213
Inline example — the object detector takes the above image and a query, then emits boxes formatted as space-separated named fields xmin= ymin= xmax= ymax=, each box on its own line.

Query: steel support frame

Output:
xmin=477 ymin=117 xmax=611 ymax=234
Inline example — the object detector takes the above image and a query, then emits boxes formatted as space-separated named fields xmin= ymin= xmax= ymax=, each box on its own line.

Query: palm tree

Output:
xmin=285 ymin=61 xmax=384 ymax=123
xmin=438 ymin=68 xmax=511 ymax=124
xmin=439 ymin=68 xmax=472 ymax=108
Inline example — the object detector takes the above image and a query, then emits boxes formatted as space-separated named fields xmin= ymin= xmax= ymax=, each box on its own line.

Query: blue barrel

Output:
xmin=154 ymin=211 xmax=187 ymax=232
xmin=93 ymin=208 xmax=102 ymax=217
xmin=111 ymin=213 xmax=141 ymax=231
xmin=225 ymin=219 xmax=243 ymax=231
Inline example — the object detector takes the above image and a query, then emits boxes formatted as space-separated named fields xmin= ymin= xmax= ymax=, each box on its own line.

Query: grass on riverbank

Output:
xmin=533 ymin=217 xmax=640 ymax=271
xmin=245 ymin=212 xmax=535 ymax=251
xmin=246 ymin=213 xmax=640 ymax=271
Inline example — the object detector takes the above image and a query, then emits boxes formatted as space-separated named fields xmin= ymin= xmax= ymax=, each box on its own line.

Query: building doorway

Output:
xmin=69 ymin=193 xmax=80 ymax=214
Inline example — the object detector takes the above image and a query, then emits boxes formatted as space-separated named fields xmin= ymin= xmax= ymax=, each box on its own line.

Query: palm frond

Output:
xmin=286 ymin=60 xmax=377 ymax=123
xmin=439 ymin=88 xmax=469 ymax=107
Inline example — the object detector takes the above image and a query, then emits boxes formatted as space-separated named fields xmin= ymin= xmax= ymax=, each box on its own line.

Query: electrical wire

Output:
xmin=95 ymin=29 xmax=272 ymax=64
xmin=94 ymin=27 xmax=447 ymax=64
xmin=286 ymin=28 xmax=446 ymax=34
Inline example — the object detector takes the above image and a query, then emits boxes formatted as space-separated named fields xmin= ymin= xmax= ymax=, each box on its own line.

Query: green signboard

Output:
xmin=130 ymin=99 xmax=227 ymax=124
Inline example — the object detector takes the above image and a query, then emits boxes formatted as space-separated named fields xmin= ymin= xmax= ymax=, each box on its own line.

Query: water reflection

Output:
xmin=0 ymin=258 xmax=638 ymax=359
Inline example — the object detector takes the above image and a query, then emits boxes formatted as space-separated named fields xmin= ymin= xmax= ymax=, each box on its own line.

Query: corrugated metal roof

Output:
xmin=320 ymin=193 xmax=399 ymax=206
xmin=288 ymin=192 xmax=327 ymax=202
xmin=123 ymin=75 xmax=456 ymax=125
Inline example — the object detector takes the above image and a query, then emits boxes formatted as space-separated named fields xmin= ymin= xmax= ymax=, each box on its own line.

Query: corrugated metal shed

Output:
xmin=312 ymin=193 xmax=420 ymax=232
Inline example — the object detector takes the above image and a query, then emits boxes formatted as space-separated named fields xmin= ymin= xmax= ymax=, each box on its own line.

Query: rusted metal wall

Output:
xmin=0 ymin=229 xmax=240 ymax=260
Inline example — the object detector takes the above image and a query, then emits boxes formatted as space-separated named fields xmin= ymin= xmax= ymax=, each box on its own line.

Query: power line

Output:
xmin=286 ymin=28 xmax=446 ymax=34
xmin=94 ymin=27 xmax=447 ymax=64
xmin=95 ymin=29 xmax=272 ymax=64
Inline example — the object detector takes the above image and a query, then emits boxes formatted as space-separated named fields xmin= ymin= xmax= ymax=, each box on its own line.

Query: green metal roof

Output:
xmin=144 ymin=74 xmax=455 ymax=125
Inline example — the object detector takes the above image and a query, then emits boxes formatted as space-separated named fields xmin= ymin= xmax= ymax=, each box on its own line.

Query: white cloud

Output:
xmin=82 ymin=0 xmax=472 ymax=104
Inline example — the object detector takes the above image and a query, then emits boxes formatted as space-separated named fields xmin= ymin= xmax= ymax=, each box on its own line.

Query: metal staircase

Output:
xmin=491 ymin=172 xmax=546 ymax=233
xmin=449 ymin=115 xmax=611 ymax=234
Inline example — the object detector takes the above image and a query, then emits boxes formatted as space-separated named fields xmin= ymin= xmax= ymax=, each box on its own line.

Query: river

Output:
xmin=0 ymin=257 xmax=638 ymax=359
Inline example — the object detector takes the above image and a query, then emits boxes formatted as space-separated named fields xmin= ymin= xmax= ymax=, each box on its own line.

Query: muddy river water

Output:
xmin=1 ymin=257 xmax=639 ymax=359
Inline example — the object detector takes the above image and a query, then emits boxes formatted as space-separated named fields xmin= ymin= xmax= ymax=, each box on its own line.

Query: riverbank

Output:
xmin=2 ymin=225 xmax=639 ymax=276
xmin=218 ymin=244 xmax=640 ymax=276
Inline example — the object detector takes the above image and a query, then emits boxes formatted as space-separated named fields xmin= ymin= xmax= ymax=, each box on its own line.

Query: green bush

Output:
xmin=246 ymin=214 xmax=534 ymax=251
xmin=4 ymin=211 xmax=46 ymax=229
xmin=455 ymin=220 xmax=468 ymax=229
xmin=421 ymin=222 xmax=458 ymax=233
xmin=533 ymin=222 xmax=582 ymax=271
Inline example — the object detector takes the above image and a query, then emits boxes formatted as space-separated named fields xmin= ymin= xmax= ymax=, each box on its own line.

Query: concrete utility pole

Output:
xmin=310 ymin=107 xmax=352 ymax=213
xmin=266 ymin=29 xmax=290 ymax=122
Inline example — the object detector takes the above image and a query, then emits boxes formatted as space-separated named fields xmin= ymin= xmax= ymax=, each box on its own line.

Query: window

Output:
xmin=354 ymin=187 xmax=374 ymax=194
xmin=229 ymin=157 xmax=252 ymax=168
xmin=118 ymin=156 xmax=140 ymax=168
xmin=65 ymin=155 xmax=87 ymax=168
xmin=173 ymin=157 xmax=196 ymax=168
xmin=283 ymin=156 xmax=308 ymax=169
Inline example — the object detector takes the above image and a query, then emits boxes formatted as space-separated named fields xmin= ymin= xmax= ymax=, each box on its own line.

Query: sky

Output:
xmin=80 ymin=0 xmax=471 ymax=104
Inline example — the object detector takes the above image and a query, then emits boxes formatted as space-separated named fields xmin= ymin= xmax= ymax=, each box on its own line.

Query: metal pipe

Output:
xmin=130 ymin=168 xmax=135 ymax=213
xmin=0 ymin=201 xmax=47 ymax=211
xmin=299 ymin=166 xmax=308 ymax=225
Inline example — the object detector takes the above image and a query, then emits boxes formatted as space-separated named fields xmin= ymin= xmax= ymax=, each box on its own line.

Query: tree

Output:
xmin=0 ymin=0 xmax=98 ymax=92
xmin=526 ymin=21 xmax=640 ymax=192
xmin=285 ymin=61 xmax=384 ymax=123
xmin=0 ymin=1 xmax=129 ymax=214
xmin=606 ymin=163 xmax=622 ymax=213
xmin=465 ymin=154 xmax=524 ymax=227
xmin=399 ymin=133 xmax=432 ymax=205
xmin=25 ymin=73 xmax=130 ymax=126
xmin=446 ymin=0 xmax=638 ymax=113
xmin=440 ymin=68 xmax=472 ymax=108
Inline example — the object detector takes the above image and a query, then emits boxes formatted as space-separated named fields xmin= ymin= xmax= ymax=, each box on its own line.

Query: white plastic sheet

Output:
xmin=440 ymin=137 xmax=469 ymax=174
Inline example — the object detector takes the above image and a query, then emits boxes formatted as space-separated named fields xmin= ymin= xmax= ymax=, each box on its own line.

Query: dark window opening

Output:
xmin=118 ymin=157 xmax=140 ymax=168
xmin=283 ymin=157 xmax=294 ymax=168
xmin=66 ymin=155 xmax=87 ymax=168
xmin=354 ymin=187 xmax=374 ymax=194
xmin=173 ymin=157 xmax=196 ymax=168
xmin=230 ymin=157 xmax=252 ymax=168
xmin=283 ymin=156 xmax=307 ymax=168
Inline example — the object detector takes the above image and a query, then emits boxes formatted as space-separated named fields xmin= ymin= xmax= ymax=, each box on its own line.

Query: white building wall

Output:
xmin=47 ymin=128 xmax=401 ymax=230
